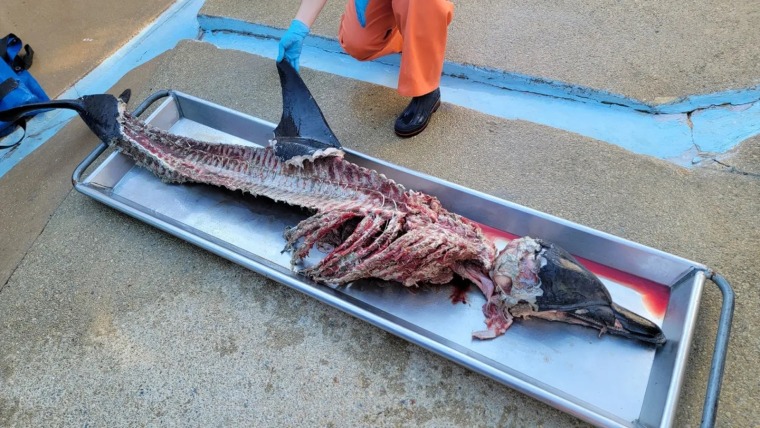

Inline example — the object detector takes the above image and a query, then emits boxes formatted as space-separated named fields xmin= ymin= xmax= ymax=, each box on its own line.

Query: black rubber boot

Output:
xmin=394 ymin=88 xmax=441 ymax=138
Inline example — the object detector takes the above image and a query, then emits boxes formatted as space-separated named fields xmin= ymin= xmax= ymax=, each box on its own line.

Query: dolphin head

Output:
xmin=490 ymin=237 xmax=665 ymax=345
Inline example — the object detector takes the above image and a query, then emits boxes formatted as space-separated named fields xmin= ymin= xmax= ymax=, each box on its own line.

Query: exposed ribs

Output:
xmin=0 ymin=89 xmax=668 ymax=344
xmin=117 ymin=113 xmax=497 ymax=292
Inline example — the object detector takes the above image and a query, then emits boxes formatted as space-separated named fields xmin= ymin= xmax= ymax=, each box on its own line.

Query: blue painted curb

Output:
xmin=198 ymin=15 xmax=760 ymax=164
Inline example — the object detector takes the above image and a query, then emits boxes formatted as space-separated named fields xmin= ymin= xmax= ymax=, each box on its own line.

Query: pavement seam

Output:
xmin=709 ymin=160 xmax=760 ymax=178
xmin=683 ymin=111 xmax=703 ymax=164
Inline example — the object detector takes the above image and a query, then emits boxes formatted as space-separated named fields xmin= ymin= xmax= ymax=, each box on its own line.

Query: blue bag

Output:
xmin=0 ymin=33 xmax=49 ymax=148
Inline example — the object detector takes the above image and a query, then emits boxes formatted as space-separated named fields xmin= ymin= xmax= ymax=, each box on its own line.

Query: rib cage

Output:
xmin=117 ymin=113 xmax=496 ymax=289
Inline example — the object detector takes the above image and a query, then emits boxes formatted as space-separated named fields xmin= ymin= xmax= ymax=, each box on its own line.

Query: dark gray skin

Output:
xmin=0 ymin=90 xmax=127 ymax=144
xmin=272 ymin=60 xmax=343 ymax=162
xmin=528 ymin=239 xmax=665 ymax=345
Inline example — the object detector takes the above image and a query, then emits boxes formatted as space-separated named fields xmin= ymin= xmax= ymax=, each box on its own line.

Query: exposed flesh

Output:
xmin=0 ymin=92 xmax=666 ymax=344
xmin=117 ymin=113 xmax=497 ymax=293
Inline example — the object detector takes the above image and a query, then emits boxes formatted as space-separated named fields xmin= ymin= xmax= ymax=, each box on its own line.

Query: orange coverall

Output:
xmin=338 ymin=0 xmax=454 ymax=97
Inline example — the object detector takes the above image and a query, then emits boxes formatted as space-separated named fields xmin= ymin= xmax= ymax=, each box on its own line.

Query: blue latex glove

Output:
xmin=355 ymin=0 xmax=370 ymax=28
xmin=277 ymin=20 xmax=310 ymax=72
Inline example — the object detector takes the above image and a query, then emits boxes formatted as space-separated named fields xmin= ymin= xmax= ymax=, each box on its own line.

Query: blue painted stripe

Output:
xmin=198 ymin=16 xmax=760 ymax=115
xmin=198 ymin=17 xmax=760 ymax=164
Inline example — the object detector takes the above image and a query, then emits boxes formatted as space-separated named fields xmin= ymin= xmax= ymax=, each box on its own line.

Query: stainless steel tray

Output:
xmin=73 ymin=91 xmax=733 ymax=428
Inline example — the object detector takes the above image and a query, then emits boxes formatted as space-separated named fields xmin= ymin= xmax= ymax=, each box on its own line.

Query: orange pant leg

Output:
xmin=339 ymin=0 xmax=403 ymax=61
xmin=392 ymin=0 xmax=454 ymax=97
xmin=339 ymin=0 xmax=454 ymax=97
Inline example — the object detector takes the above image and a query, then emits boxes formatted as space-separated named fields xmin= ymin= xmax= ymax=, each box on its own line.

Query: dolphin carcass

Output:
xmin=0 ymin=61 xmax=665 ymax=345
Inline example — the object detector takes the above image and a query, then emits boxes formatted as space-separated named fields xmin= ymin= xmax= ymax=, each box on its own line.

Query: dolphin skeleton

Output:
xmin=0 ymin=60 xmax=665 ymax=345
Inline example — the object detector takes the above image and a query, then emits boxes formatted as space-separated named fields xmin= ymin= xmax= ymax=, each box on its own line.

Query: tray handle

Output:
xmin=72 ymin=90 xmax=174 ymax=186
xmin=699 ymin=270 xmax=735 ymax=428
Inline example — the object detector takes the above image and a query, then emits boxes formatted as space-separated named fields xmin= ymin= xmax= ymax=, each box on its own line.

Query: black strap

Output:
xmin=0 ymin=117 xmax=26 ymax=150
xmin=0 ymin=34 xmax=34 ymax=72
xmin=0 ymin=34 xmax=37 ymax=150
xmin=0 ymin=77 xmax=22 ymax=148
xmin=0 ymin=77 xmax=27 ymax=149
xmin=15 ymin=44 xmax=34 ymax=72
xmin=0 ymin=77 xmax=19 ymax=100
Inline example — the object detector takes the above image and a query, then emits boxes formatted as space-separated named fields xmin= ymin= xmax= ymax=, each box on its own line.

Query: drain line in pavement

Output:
xmin=0 ymin=0 xmax=204 ymax=179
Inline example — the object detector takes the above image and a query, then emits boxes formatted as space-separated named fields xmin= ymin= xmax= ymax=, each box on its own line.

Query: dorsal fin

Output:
xmin=272 ymin=60 xmax=342 ymax=164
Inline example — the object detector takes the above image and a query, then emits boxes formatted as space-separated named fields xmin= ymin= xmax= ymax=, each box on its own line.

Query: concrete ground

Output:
xmin=0 ymin=0 xmax=173 ymax=98
xmin=1 ymin=1 xmax=759 ymax=427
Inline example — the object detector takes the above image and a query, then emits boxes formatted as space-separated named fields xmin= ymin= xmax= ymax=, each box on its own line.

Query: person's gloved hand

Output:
xmin=277 ymin=19 xmax=310 ymax=72
xmin=355 ymin=0 xmax=370 ymax=28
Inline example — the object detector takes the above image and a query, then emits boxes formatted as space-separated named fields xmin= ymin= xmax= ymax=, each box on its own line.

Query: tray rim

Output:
xmin=72 ymin=90 xmax=714 ymax=428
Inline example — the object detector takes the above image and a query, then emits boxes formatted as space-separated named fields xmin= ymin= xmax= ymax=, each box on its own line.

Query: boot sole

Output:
xmin=394 ymin=99 xmax=441 ymax=138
